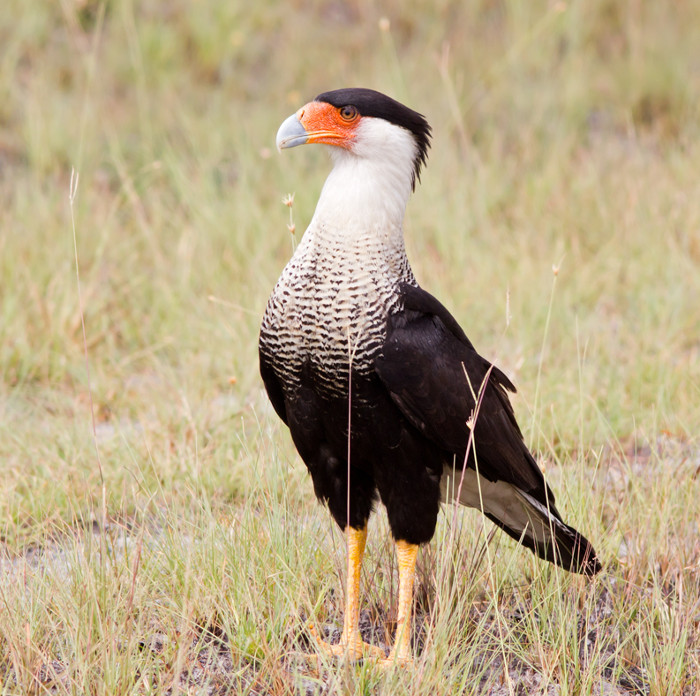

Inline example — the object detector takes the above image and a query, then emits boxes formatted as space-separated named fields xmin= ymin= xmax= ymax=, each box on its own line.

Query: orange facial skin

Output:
xmin=296 ymin=101 xmax=361 ymax=149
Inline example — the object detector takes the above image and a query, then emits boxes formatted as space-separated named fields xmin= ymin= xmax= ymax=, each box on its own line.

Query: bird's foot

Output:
xmin=376 ymin=649 xmax=414 ymax=670
xmin=307 ymin=622 xmax=385 ymax=661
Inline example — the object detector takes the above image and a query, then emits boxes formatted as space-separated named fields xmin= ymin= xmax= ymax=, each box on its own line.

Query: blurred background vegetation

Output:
xmin=0 ymin=1 xmax=698 ymax=692
xmin=2 ymin=0 xmax=698 ymax=512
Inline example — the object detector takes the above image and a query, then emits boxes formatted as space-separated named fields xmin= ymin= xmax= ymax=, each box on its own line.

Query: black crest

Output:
xmin=315 ymin=88 xmax=432 ymax=189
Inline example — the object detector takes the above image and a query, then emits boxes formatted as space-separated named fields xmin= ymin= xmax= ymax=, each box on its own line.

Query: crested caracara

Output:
xmin=259 ymin=88 xmax=600 ymax=666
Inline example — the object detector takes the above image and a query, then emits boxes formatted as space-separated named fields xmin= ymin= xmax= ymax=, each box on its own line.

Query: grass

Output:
xmin=1 ymin=0 xmax=699 ymax=693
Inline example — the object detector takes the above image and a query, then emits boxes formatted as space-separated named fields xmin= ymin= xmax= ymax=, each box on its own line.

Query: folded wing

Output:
xmin=375 ymin=283 xmax=601 ymax=575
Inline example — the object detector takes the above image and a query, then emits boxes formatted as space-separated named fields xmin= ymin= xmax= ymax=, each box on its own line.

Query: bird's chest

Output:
xmin=260 ymin=249 xmax=401 ymax=398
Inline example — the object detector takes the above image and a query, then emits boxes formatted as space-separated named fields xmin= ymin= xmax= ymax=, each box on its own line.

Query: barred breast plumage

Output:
xmin=259 ymin=219 xmax=415 ymax=400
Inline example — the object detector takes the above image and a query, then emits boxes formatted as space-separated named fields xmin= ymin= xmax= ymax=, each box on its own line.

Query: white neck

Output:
xmin=309 ymin=118 xmax=417 ymax=238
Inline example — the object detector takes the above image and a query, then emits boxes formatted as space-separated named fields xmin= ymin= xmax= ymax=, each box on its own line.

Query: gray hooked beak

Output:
xmin=276 ymin=113 xmax=308 ymax=151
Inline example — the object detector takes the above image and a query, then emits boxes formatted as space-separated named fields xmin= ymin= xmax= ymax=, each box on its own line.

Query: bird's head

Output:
xmin=276 ymin=88 xmax=431 ymax=191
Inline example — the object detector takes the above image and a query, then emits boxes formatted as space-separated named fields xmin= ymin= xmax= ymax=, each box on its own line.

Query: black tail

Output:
xmin=485 ymin=506 xmax=602 ymax=576
xmin=443 ymin=469 xmax=602 ymax=576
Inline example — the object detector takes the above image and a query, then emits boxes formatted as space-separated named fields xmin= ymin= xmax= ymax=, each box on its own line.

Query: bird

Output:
xmin=259 ymin=87 xmax=601 ymax=666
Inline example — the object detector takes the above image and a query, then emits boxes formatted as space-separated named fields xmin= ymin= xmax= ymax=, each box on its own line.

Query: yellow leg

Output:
xmin=381 ymin=540 xmax=418 ymax=667
xmin=308 ymin=524 xmax=384 ymax=660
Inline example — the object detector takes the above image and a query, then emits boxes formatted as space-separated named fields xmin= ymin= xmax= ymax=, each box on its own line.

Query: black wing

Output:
xmin=375 ymin=283 xmax=551 ymax=505
xmin=375 ymin=283 xmax=601 ymax=575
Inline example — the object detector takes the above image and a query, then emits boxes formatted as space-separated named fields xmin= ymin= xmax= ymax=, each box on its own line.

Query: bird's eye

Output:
xmin=339 ymin=105 xmax=358 ymax=121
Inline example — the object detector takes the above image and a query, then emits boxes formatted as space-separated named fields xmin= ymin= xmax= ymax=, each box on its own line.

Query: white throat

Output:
xmin=311 ymin=117 xmax=418 ymax=236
